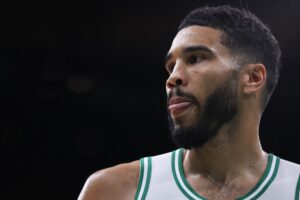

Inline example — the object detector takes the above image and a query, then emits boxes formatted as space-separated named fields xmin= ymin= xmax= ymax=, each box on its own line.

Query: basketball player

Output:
xmin=78 ymin=5 xmax=300 ymax=200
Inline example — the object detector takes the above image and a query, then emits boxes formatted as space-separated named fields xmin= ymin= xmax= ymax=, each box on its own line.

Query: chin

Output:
xmin=172 ymin=113 xmax=198 ymax=127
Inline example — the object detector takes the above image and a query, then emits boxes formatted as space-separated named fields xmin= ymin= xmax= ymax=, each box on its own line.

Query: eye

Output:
xmin=166 ymin=62 xmax=175 ymax=74
xmin=187 ymin=55 xmax=205 ymax=65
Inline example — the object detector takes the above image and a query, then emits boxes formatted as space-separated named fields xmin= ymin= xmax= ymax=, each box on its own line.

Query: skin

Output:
xmin=78 ymin=161 xmax=139 ymax=200
xmin=78 ymin=26 xmax=268 ymax=200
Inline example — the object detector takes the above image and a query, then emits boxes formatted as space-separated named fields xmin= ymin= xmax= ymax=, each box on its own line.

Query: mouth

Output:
xmin=168 ymin=98 xmax=193 ymax=116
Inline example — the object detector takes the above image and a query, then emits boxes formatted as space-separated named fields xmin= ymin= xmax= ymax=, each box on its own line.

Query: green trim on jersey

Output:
xmin=134 ymin=157 xmax=152 ymax=200
xmin=134 ymin=158 xmax=145 ymax=200
xmin=296 ymin=174 xmax=300 ymax=200
xmin=172 ymin=149 xmax=207 ymax=200
xmin=171 ymin=149 xmax=280 ymax=200
xmin=142 ymin=157 xmax=152 ymax=200
xmin=237 ymin=153 xmax=280 ymax=200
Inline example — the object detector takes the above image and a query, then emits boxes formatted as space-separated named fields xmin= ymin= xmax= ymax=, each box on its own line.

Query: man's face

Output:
xmin=165 ymin=26 xmax=239 ymax=149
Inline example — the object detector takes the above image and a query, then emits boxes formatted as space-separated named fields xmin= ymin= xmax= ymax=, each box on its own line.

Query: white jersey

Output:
xmin=134 ymin=149 xmax=300 ymax=200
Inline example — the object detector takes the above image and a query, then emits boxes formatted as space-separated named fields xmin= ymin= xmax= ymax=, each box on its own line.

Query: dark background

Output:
xmin=1 ymin=0 xmax=300 ymax=199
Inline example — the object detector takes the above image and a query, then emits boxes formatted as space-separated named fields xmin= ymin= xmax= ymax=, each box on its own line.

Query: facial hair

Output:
xmin=168 ymin=72 xmax=238 ymax=149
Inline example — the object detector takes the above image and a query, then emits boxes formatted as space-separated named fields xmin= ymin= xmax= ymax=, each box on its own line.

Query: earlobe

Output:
xmin=242 ymin=64 xmax=266 ymax=95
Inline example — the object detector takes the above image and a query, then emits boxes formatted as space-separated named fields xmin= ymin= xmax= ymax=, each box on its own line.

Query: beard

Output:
xmin=168 ymin=72 xmax=238 ymax=149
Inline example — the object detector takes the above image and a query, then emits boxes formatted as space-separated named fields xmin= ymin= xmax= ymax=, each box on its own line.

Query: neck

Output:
xmin=183 ymin=113 xmax=267 ymax=185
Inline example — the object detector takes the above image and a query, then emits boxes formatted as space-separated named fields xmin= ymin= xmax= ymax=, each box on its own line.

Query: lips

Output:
xmin=168 ymin=98 xmax=193 ymax=116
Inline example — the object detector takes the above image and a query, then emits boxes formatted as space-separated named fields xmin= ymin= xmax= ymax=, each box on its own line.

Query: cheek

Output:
xmin=189 ymin=71 xmax=215 ymax=101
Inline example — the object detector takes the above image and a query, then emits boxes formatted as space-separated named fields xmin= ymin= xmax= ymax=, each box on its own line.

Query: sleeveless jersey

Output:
xmin=134 ymin=149 xmax=300 ymax=200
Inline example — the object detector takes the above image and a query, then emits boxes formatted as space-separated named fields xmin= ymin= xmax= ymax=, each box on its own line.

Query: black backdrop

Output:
xmin=2 ymin=0 xmax=300 ymax=199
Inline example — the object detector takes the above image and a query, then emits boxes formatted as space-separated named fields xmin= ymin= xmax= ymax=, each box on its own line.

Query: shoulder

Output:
xmin=78 ymin=160 xmax=140 ymax=200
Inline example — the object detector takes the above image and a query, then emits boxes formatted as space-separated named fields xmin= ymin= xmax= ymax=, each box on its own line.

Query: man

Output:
xmin=78 ymin=5 xmax=300 ymax=200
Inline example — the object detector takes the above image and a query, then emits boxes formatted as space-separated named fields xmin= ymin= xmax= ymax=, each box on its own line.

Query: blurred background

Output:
xmin=1 ymin=0 xmax=300 ymax=199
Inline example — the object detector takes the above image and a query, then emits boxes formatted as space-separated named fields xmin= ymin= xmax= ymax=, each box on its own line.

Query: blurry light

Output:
xmin=66 ymin=74 xmax=94 ymax=95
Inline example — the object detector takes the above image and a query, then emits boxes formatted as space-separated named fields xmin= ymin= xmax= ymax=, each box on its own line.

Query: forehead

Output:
xmin=169 ymin=25 xmax=228 ymax=55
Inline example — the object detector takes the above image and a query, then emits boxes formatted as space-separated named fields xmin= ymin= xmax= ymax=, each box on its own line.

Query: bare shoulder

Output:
xmin=78 ymin=160 xmax=140 ymax=200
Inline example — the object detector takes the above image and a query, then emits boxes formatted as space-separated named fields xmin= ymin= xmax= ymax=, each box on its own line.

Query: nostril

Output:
xmin=167 ymin=82 xmax=174 ymax=89
xmin=175 ymin=79 xmax=182 ymax=86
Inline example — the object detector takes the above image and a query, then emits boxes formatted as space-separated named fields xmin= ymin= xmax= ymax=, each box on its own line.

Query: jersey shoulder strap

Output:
xmin=134 ymin=150 xmax=176 ymax=200
xmin=277 ymin=158 xmax=300 ymax=200
xmin=134 ymin=157 xmax=152 ymax=200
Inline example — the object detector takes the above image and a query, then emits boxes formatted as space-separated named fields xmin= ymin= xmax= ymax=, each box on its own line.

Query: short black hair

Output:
xmin=179 ymin=5 xmax=282 ymax=109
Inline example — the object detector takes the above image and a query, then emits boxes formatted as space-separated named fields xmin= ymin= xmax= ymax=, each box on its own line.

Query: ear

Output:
xmin=241 ymin=63 xmax=266 ymax=95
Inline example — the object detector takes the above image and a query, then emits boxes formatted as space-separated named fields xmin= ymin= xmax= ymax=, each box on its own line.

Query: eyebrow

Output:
xmin=165 ymin=45 xmax=214 ymax=64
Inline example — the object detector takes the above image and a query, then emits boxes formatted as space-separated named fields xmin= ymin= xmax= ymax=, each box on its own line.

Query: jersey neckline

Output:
xmin=171 ymin=148 xmax=280 ymax=200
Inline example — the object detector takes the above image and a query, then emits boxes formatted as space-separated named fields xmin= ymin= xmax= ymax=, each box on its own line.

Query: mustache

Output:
xmin=167 ymin=88 xmax=198 ymax=105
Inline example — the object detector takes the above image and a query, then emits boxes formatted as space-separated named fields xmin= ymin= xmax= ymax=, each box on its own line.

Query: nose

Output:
xmin=166 ymin=62 xmax=187 ymax=89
